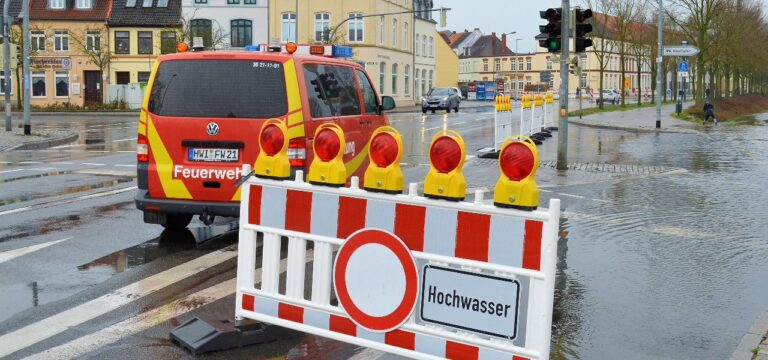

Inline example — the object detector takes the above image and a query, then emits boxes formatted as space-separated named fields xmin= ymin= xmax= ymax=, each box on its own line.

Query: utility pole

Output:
xmin=22 ymin=0 xmax=30 ymax=135
xmin=3 ymin=0 xmax=10 ymax=132
xmin=557 ymin=0 xmax=570 ymax=171
xmin=655 ymin=0 xmax=663 ymax=128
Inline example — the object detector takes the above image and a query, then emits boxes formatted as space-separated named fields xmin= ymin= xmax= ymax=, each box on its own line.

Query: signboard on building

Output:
xmin=31 ymin=57 xmax=71 ymax=70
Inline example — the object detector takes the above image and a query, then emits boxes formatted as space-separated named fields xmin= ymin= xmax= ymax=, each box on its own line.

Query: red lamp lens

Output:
xmin=430 ymin=136 xmax=461 ymax=173
xmin=315 ymin=129 xmax=341 ymax=161
xmin=500 ymin=142 xmax=535 ymax=181
xmin=260 ymin=124 xmax=284 ymax=156
xmin=370 ymin=132 xmax=398 ymax=167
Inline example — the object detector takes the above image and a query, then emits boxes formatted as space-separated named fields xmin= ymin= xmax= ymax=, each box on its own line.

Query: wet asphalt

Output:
xmin=0 ymin=106 xmax=767 ymax=359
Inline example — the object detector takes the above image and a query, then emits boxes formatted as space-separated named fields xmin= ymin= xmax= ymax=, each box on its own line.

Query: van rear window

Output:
xmin=148 ymin=59 xmax=287 ymax=119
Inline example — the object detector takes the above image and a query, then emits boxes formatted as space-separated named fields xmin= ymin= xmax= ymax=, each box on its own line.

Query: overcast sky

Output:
xmin=432 ymin=0 xmax=768 ymax=54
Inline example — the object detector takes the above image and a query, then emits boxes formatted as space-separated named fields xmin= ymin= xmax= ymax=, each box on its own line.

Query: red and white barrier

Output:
xmin=235 ymin=168 xmax=561 ymax=360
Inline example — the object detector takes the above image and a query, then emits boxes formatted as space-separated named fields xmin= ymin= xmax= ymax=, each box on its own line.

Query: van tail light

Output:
xmin=288 ymin=138 xmax=306 ymax=167
xmin=137 ymin=134 xmax=149 ymax=163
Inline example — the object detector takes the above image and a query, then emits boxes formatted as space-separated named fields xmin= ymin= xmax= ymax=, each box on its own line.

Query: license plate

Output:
xmin=188 ymin=148 xmax=239 ymax=162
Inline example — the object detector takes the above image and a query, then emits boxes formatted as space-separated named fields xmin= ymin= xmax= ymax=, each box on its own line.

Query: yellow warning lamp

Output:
xmin=364 ymin=126 xmax=404 ymax=193
xmin=177 ymin=42 xmax=189 ymax=53
xmin=424 ymin=130 xmax=466 ymax=201
xmin=534 ymin=94 xmax=544 ymax=107
xmin=522 ymin=94 xmax=532 ymax=109
xmin=545 ymin=91 xmax=554 ymax=104
xmin=494 ymin=136 xmax=540 ymax=210
xmin=308 ymin=123 xmax=347 ymax=186
xmin=254 ymin=119 xmax=290 ymax=179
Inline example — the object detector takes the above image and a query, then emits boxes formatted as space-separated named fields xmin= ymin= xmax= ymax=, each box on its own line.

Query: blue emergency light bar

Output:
xmin=332 ymin=46 xmax=353 ymax=58
xmin=244 ymin=45 xmax=260 ymax=52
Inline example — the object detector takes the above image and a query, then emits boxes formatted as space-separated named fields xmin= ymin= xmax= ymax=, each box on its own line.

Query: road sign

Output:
xmin=662 ymin=45 xmax=700 ymax=57
xmin=420 ymin=265 xmax=521 ymax=339
xmin=678 ymin=60 xmax=689 ymax=72
xmin=334 ymin=228 xmax=418 ymax=332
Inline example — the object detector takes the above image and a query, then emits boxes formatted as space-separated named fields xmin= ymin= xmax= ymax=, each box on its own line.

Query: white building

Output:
xmin=181 ymin=0 xmax=267 ymax=49
xmin=414 ymin=0 xmax=436 ymax=101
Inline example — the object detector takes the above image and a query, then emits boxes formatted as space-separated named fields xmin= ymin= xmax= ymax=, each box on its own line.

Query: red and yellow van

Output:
xmin=135 ymin=45 xmax=395 ymax=228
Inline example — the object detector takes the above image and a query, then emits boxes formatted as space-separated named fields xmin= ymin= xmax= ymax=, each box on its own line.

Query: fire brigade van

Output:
xmin=135 ymin=43 xmax=396 ymax=229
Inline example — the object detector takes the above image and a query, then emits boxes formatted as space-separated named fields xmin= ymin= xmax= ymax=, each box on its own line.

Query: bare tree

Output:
xmin=70 ymin=27 xmax=110 ymax=103
xmin=177 ymin=8 xmax=229 ymax=50
xmin=584 ymin=0 xmax=618 ymax=108
xmin=610 ymin=0 xmax=643 ymax=106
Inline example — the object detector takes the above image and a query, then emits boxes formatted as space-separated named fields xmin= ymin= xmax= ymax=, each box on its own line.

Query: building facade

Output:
xmin=413 ymin=0 xmax=435 ymax=101
xmin=435 ymin=31 xmax=458 ymax=88
xmin=268 ymin=0 xmax=418 ymax=106
xmin=28 ymin=0 xmax=113 ymax=107
xmin=181 ymin=0 xmax=267 ymax=49
xmin=108 ymin=0 xmax=181 ymax=85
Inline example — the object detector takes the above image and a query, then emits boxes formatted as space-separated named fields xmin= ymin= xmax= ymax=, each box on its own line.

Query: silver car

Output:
xmin=422 ymin=87 xmax=461 ymax=114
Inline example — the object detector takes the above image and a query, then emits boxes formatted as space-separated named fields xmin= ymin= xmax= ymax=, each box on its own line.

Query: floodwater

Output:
xmin=551 ymin=115 xmax=768 ymax=359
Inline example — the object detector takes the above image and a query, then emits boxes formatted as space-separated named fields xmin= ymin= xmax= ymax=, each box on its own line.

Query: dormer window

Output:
xmin=75 ymin=0 xmax=91 ymax=9
xmin=49 ymin=0 xmax=64 ymax=9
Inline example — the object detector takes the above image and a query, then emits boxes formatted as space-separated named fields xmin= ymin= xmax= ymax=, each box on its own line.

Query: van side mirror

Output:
xmin=380 ymin=96 xmax=396 ymax=111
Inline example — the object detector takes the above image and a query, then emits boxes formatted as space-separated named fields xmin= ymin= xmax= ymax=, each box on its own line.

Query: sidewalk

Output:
xmin=731 ymin=306 xmax=768 ymax=360
xmin=569 ymin=102 xmax=701 ymax=134
xmin=0 ymin=126 xmax=78 ymax=151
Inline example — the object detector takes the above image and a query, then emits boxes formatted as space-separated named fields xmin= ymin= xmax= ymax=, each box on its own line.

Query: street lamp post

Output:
xmin=492 ymin=31 xmax=516 ymax=94
xmin=515 ymin=38 xmax=522 ymax=54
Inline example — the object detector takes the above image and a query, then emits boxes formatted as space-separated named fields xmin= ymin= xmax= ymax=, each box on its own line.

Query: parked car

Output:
xmin=598 ymin=88 xmax=620 ymax=105
xmin=422 ymin=87 xmax=461 ymax=114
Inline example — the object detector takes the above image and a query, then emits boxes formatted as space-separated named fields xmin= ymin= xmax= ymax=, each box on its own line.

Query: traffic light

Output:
xmin=539 ymin=8 xmax=562 ymax=53
xmin=254 ymin=119 xmax=291 ymax=180
xmin=364 ymin=126 xmax=404 ymax=193
xmin=574 ymin=8 xmax=593 ymax=53
xmin=424 ymin=130 xmax=466 ymax=201
xmin=307 ymin=123 xmax=347 ymax=186
xmin=494 ymin=136 xmax=540 ymax=210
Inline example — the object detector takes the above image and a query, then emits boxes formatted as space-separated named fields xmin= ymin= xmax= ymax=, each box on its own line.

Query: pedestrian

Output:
xmin=702 ymin=101 xmax=718 ymax=126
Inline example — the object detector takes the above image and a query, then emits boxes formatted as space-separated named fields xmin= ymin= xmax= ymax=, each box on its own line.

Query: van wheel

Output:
xmin=431 ymin=110 xmax=435 ymax=114
xmin=454 ymin=106 xmax=460 ymax=113
xmin=422 ymin=109 xmax=427 ymax=114
xmin=163 ymin=214 xmax=193 ymax=229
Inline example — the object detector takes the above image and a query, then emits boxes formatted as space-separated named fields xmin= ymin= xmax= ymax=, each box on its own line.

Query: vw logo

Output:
xmin=206 ymin=122 xmax=220 ymax=136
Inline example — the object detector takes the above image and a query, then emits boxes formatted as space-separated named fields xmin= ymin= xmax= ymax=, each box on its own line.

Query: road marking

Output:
xmin=50 ymin=144 xmax=85 ymax=149
xmin=81 ymin=163 xmax=106 ymax=166
xmin=113 ymin=164 xmax=135 ymax=168
xmin=0 ymin=161 xmax=11 ymax=164
xmin=558 ymin=193 xmax=586 ymax=199
xmin=112 ymin=137 xmax=137 ymax=143
xmin=424 ymin=126 xmax=441 ymax=131
xmin=0 ymin=247 xmax=239 ymax=358
xmin=0 ymin=186 xmax=137 ymax=217
xmin=51 ymin=162 xmax=74 ymax=165
xmin=25 ymin=248 xmax=310 ymax=360
xmin=0 ymin=238 xmax=72 ymax=265
xmin=0 ymin=169 xmax=25 ymax=174
xmin=18 ymin=161 xmax=42 ymax=164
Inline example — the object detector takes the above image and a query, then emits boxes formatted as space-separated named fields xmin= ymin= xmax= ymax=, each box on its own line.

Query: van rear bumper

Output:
xmin=134 ymin=190 xmax=240 ymax=217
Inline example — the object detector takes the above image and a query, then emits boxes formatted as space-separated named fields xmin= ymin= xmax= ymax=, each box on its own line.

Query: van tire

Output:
xmin=454 ymin=106 xmax=459 ymax=113
xmin=163 ymin=214 xmax=193 ymax=229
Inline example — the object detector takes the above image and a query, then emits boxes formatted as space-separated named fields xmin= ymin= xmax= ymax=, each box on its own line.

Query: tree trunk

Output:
xmin=636 ymin=56 xmax=641 ymax=106
xmin=620 ymin=45 xmax=626 ymax=107
xmin=14 ymin=66 xmax=21 ymax=110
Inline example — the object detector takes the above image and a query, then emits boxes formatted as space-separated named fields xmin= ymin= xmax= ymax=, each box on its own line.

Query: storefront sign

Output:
xmin=31 ymin=57 xmax=71 ymax=69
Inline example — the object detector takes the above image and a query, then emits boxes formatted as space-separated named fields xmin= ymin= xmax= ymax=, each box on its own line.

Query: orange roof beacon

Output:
xmin=135 ymin=44 xmax=396 ymax=228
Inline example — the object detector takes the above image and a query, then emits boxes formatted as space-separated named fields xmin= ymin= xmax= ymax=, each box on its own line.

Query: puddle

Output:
xmin=0 ymin=177 xmax=135 ymax=207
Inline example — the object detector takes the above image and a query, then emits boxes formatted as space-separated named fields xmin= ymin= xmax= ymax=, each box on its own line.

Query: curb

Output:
xmin=730 ymin=306 xmax=768 ymax=360
xmin=568 ymin=119 xmax=702 ymax=135
xmin=3 ymin=133 xmax=79 ymax=151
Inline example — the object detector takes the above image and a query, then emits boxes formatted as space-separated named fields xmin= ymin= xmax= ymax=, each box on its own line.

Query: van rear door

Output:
xmin=145 ymin=58 xmax=288 ymax=202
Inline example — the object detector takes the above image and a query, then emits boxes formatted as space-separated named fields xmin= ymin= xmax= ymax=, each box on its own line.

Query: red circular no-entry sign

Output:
xmin=334 ymin=228 xmax=419 ymax=332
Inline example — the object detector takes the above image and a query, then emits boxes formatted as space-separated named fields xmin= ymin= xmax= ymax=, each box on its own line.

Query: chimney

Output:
xmin=491 ymin=32 xmax=497 ymax=55
xmin=501 ymin=33 xmax=507 ymax=54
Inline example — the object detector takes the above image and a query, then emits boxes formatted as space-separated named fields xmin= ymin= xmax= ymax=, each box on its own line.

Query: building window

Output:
xmin=421 ymin=69 xmax=426 ymax=95
xmin=32 ymin=72 xmax=46 ymax=97
xmin=161 ymin=31 xmax=176 ymax=54
xmin=0 ymin=71 xmax=11 ymax=95
xmin=404 ymin=64 xmax=410 ymax=95
xmin=31 ymin=31 xmax=45 ymax=52
xmin=403 ymin=22 xmax=408 ymax=50
xmin=414 ymin=70 xmax=420 ymax=97
xmin=483 ymin=59 xmax=488 ymax=72
xmin=379 ymin=62 xmax=386 ymax=94
xmin=115 ymin=31 xmax=130 ymax=54
xmin=231 ymin=19 xmax=252 ymax=47
xmin=314 ymin=13 xmax=330 ymax=42
xmin=115 ymin=72 xmax=130 ymax=84
xmin=378 ymin=16 xmax=384 ymax=44
xmin=428 ymin=70 xmax=433 ymax=90
xmin=138 ymin=71 xmax=151 ymax=84
xmin=348 ymin=13 xmax=363 ymax=43
xmin=75 ymin=0 xmax=91 ymax=9
xmin=525 ymin=76 xmax=532 ymax=85
xmin=510 ymin=59 xmax=516 ymax=71
xmin=190 ymin=19 xmax=213 ymax=48
xmin=495 ymin=59 xmax=500 ymax=72
xmin=49 ymin=0 xmax=64 ymax=9
xmin=243 ymin=0 xmax=256 ymax=4
xmin=415 ymin=34 xmax=420 ymax=56
xmin=138 ymin=31 xmax=153 ymax=54
xmin=55 ymin=71 xmax=69 ymax=97
xmin=392 ymin=19 xmax=397 ymax=47
xmin=194 ymin=0 xmax=206 ymax=4
xmin=281 ymin=12 xmax=296 ymax=42
xmin=54 ymin=31 xmax=69 ymax=52
xmin=526 ymin=57 xmax=532 ymax=71
xmin=228 ymin=0 xmax=239 ymax=4
xmin=546 ymin=56 xmax=552 ymax=70
xmin=85 ymin=30 xmax=100 ymax=51
xmin=428 ymin=36 xmax=433 ymax=57
xmin=421 ymin=35 xmax=426 ymax=56
xmin=391 ymin=63 xmax=397 ymax=95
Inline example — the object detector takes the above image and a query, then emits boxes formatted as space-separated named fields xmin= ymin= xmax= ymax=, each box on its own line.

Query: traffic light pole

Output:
xmin=557 ymin=0 xmax=570 ymax=171
xmin=3 ymin=0 xmax=10 ymax=132
xmin=655 ymin=0 xmax=663 ymax=128
xmin=22 ymin=0 xmax=29 ymax=135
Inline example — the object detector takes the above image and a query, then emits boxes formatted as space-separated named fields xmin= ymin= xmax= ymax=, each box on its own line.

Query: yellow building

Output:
xmin=107 ymin=0 xmax=181 ymax=85
xmin=268 ymin=0 xmax=418 ymax=106
xmin=435 ymin=31 xmax=458 ymax=88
